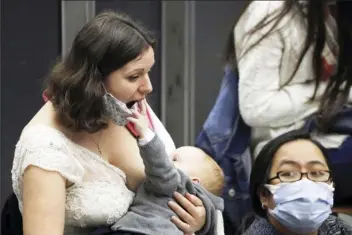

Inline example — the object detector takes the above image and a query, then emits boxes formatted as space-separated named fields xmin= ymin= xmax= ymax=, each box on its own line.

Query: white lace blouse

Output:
xmin=11 ymin=107 xmax=176 ymax=235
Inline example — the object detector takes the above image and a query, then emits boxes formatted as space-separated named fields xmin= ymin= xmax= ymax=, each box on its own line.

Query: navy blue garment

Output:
xmin=326 ymin=136 xmax=352 ymax=204
xmin=304 ymin=106 xmax=352 ymax=136
xmin=195 ymin=66 xmax=252 ymax=233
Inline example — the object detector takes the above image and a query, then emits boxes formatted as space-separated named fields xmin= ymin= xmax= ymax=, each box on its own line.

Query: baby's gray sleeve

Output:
xmin=139 ymin=135 xmax=181 ymax=196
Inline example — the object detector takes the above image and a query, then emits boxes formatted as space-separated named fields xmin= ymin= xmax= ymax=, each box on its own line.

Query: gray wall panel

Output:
xmin=61 ymin=1 xmax=95 ymax=57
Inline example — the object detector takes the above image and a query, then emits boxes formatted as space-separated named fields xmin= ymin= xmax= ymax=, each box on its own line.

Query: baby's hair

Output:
xmin=200 ymin=154 xmax=224 ymax=197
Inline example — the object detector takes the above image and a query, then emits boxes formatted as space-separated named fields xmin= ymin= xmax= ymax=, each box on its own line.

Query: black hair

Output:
xmin=236 ymin=129 xmax=333 ymax=234
xmin=223 ymin=0 xmax=352 ymax=131
xmin=45 ymin=10 xmax=156 ymax=133
xmin=250 ymin=129 xmax=332 ymax=218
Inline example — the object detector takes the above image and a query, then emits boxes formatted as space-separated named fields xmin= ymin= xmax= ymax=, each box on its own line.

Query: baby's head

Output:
xmin=171 ymin=146 xmax=224 ymax=196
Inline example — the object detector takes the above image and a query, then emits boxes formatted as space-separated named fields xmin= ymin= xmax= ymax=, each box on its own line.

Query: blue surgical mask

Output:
xmin=264 ymin=179 xmax=334 ymax=234
xmin=101 ymin=84 xmax=137 ymax=126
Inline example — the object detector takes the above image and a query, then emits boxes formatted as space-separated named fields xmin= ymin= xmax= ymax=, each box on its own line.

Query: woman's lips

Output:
xmin=126 ymin=99 xmax=145 ymax=108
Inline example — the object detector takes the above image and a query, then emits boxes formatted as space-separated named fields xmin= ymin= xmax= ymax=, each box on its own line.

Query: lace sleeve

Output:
xmin=20 ymin=142 xmax=84 ymax=183
xmin=12 ymin=126 xmax=85 ymax=201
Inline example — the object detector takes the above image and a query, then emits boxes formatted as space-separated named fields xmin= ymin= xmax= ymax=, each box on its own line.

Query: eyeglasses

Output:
xmin=268 ymin=171 xmax=331 ymax=183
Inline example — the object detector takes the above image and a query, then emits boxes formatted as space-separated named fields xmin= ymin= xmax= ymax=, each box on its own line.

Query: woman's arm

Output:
xmin=22 ymin=166 xmax=66 ymax=235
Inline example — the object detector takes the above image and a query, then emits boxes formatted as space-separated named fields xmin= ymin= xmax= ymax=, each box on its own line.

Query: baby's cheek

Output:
xmin=174 ymin=162 xmax=187 ymax=172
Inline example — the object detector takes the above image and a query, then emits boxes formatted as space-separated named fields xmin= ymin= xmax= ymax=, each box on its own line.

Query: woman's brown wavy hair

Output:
xmin=44 ymin=11 xmax=156 ymax=133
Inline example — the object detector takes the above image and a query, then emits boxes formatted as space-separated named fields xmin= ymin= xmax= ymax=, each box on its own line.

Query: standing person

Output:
xmin=224 ymin=0 xmax=352 ymax=204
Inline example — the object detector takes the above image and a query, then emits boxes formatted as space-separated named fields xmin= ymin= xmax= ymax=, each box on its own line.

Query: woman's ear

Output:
xmin=258 ymin=185 xmax=269 ymax=209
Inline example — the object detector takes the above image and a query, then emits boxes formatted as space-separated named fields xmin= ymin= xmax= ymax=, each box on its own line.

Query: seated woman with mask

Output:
xmin=239 ymin=130 xmax=352 ymax=235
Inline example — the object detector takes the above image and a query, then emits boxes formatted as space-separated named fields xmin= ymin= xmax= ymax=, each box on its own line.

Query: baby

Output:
xmin=95 ymin=100 xmax=225 ymax=235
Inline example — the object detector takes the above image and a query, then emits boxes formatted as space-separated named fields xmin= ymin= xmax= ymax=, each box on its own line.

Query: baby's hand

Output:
xmin=127 ymin=100 xmax=150 ymax=138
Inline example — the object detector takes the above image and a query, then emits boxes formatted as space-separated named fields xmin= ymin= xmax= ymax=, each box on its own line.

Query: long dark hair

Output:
xmin=224 ymin=0 xmax=352 ymax=131
xmin=250 ymin=129 xmax=332 ymax=218
xmin=236 ymin=129 xmax=333 ymax=234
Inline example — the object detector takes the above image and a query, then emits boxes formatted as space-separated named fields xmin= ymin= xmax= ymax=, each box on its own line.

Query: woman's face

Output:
xmin=261 ymin=139 xmax=331 ymax=210
xmin=104 ymin=46 xmax=154 ymax=106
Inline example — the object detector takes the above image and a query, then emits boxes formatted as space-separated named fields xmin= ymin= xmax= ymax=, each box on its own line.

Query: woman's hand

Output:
xmin=168 ymin=192 xmax=206 ymax=234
